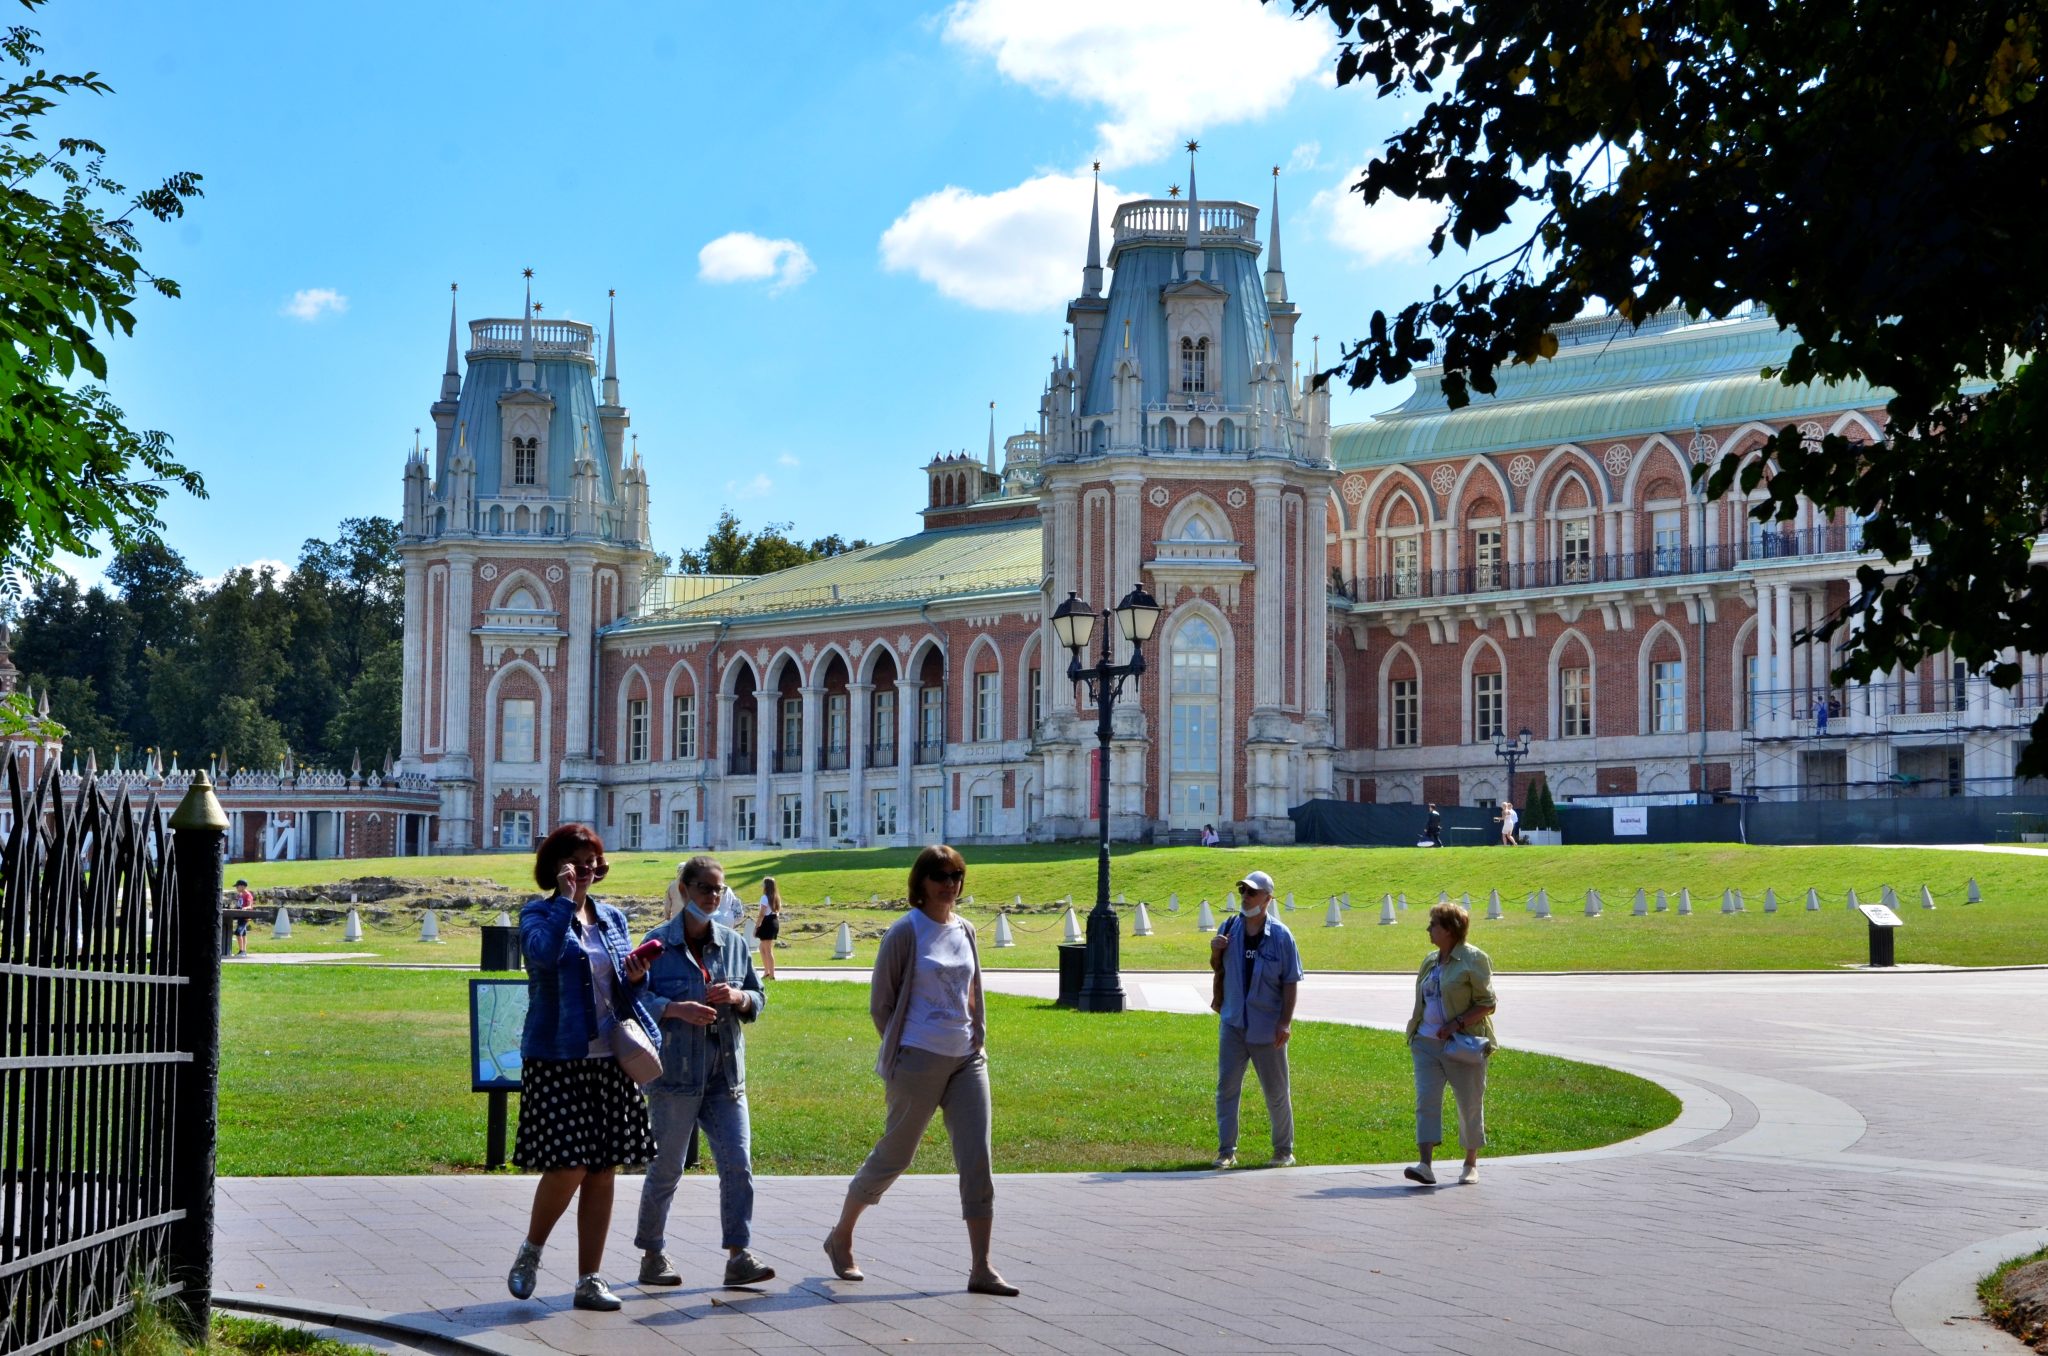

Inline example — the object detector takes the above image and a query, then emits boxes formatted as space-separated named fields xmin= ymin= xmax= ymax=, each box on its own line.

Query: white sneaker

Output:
xmin=1267 ymin=1153 xmax=1296 ymax=1168
xmin=1459 ymin=1164 xmax=1480 ymax=1185
xmin=1403 ymin=1163 xmax=1437 ymax=1186
xmin=1212 ymin=1152 xmax=1237 ymax=1170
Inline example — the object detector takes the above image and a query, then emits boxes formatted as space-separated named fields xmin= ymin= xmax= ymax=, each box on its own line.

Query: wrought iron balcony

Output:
xmin=913 ymin=740 xmax=945 ymax=766
xmin=820 ymin=744 xmax=850 ymax=771
xmin=727 ymin=750 xmax=756 ymax=775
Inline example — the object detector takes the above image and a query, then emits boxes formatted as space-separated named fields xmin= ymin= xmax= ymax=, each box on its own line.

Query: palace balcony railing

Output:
xmin=727 ymin=749 xmax=756 ymax=776
xmin=772 ymin=749 xmax=804 ymax=774
xmin=819 ymin=745 xmax=850 ymax=771
xmin=913 ymin=740 xmax=945 ymax=766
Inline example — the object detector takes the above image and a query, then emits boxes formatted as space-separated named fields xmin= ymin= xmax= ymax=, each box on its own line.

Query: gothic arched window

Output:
xmin=1168 ymin=618 xmax=1221 ymax=827
xmin=512 ymin=436 xmax=538 ymax=487
xmin=1180 ymin=337 xmax=1209 ymax=394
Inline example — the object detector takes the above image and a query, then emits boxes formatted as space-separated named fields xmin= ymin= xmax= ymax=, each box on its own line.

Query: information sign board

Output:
xmin=470 ymin=978 xmax=527 ymax=1092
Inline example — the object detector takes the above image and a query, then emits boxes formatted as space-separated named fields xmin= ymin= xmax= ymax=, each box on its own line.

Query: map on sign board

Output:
xmin=470 ymin=978 xmax=528 ymax=1091
xmin=1857 ymin=903 xmax=1904 ymax=928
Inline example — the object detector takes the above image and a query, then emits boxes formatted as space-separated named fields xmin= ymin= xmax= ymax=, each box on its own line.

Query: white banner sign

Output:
xmin=1612 ymin=807 xmax=1650 ymax=837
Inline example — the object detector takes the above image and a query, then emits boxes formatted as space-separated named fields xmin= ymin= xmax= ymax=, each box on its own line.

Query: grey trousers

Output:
xmin=1216 ymin=1023 xmax=1293 ymax=1157
xmin=846 ymin=1045 xmax=994 ymax=1220
xmin=1411 ymin=1036 xmax=1488 ymax=1150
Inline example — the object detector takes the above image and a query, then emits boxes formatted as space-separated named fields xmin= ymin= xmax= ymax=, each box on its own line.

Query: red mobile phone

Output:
xmin=627 ymin=937 xmax=664 ymax=966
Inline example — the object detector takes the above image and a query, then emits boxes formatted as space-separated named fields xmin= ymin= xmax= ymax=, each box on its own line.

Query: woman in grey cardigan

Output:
xmin=822 ymin=844 xmax=1018 ymax=1296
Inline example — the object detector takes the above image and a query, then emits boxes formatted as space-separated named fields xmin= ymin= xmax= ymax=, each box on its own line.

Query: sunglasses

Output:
xmin=930 ymin=869 xmax=966 ymax=884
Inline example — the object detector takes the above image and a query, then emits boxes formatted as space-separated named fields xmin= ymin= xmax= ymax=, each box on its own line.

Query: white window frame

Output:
xmin=919 ymin=784 xmax=945 ymax=836
xmin=1473 ymin=527 xmax=1504 ymax=591
xmin=824 ymin=790 xmax=849 ymax=840
xmin=1392 ymin=534 xmax=1422 ymax=599
xmin=672 ymin=694 xmax=697 ymax=760
xmin=1652 ymin=510 xmax=1684 ymax=574
xmin=1560 ymin=518 xmax=1592 ymax=583
xmin=626 ymin=697 xmax=649 ymax=763
xmin=500 ymin=698 xmax=537 ymax=764
xmin=974 ymin=671 xmax=999 ymax=742
xmin=779 ymin=793 xmax=803 ymax=841
xmin=1390 ymin=677 xmax=1419 ymax=748
xmin=498 ymin=808 xmax=534 ymax=850
xmin=623 ymin=810 xmax=643 ymax=850
xmin=732 ymin=796 xmax=756 ymax=843
xmin=1560 ymin=665 xmax=1591 ymax=738
xmin=1652 ymin=660 xmax=1686 ymax=733
xmin=872 ymin=787 xmax=898 ymax=838
xmin=973 ymin=793 xmax=994 ymax=837
xmin=1473 ymin=671 xmax=1504 ymax=742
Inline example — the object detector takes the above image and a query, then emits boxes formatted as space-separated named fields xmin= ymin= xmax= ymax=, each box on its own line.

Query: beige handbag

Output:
xmin=607 ymin=1015 xmax=661 ymax=1086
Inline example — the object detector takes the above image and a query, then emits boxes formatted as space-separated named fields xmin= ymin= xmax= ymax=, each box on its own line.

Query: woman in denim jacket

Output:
xmin=505 ymin=824 xmax=663 ymax=1312
xmin=632 ymin=854 xmax=773 ymax=1289
xmin=1403 ymin=901 xmax=1498 ymax=1187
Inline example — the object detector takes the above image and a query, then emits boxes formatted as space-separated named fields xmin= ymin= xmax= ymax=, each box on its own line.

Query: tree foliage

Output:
xmin=1300 ymin=0 xmax=2048 ymax=763
xmin=0 ymin=0 xmax=205 ymax=592
xmin=673 ymin=509 xmax=869 ymax=576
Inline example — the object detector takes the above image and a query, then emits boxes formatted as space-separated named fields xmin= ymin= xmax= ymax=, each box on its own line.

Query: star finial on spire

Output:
xmin=532 ymin=301 xmax=544 ymax=315
xmin=1168 ymin=184 xmax=1182 ymax=198
xmin=608 ymin=288 xmax=615 ymax=298
xmin=522 ymin=267 xmax=534 ymax=280
xmin=1273 ymin=165 xmax=1281 ymax=178
xmin=451 ymin=281 xmax=458 ymax=292
xmin=1186 ymin=139 xmax=1200 ymax=154
xmin=1093 ymin=160 xmax=1101 ymax=172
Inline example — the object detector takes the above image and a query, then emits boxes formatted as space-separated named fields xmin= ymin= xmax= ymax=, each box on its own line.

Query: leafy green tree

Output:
xmin=1302 ymin=0 xmax=2048 ymax=764
xmin=674 ymin=509 xmax=869 ymax=575
xmin=12 ymin=570 xmax=141 ymax=751
xmin=35 ymin=673 xmax=115 ymax=758
xmin=276 ymin=517 xmax=399 ymax=762
xmin=324 ymin=638 xmax=400 ymax=770
xmin=0 ymin=2 xmax=205 ymax=593
xmin=146 ymin=565 xmax=291 ymax=768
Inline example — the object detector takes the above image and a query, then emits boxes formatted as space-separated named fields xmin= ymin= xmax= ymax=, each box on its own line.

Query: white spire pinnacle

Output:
xmin=1181 ymin=140 xmax=1204 ymax=278
xmin=441 ymin=283 xmax=461 ymax=400
xmin=1082 ymin=161 xmax=1104 ymax=298
xmin=602 ymin=288 xmax=620 ymax=405
xmin=517 ymin=268 xmax=536 ymax=388
xmin=987 ymin=401 xmax=997 ymax=472
xmin=1265 ymin=166 xmax=1288 ymax=304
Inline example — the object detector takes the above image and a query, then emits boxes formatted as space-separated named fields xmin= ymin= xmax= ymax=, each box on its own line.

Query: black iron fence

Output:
xmin=1338 ymin=525 xmax=1873 ymax=605
xmin=1 ymin=763 xmax=225 ymax=1352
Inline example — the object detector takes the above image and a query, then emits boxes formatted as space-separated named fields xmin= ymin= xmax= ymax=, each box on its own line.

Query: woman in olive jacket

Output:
xmin=1403 ymin=901 xmax=1497 ymax=1186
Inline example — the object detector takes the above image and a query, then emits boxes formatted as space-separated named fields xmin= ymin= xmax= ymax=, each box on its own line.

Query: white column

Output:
xmin=564 ymin=557 xmax=595 ymax=758
xmin=443 ymin=553 xmax=475 ymax=761
xmin=1773 ymin=582 xmax=1794 ymax=733
xmin=716 ymin=692 xmax=736 ymax=772
xmin=799 ymin=684 xmax=823 ymax=844
xmin=754 ymin=690 xmax=776 ymax=837
xmin=1253 ymin=478 xmax=1284 ymax=709
xmin=849 ymin=682 xmax=871 ymax=841
xmin=1790 ymin=589 xmax=1812 ymax=714
xmin=896 ymin=678 xmax=919 ymax=843
xmin=1753 ymin=581 xmax=1774 ymax=728
xmin=399 ymin=560 xmax=425 ymax=764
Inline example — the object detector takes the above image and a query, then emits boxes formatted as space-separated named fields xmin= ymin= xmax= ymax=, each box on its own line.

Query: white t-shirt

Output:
xmin=900 ymin=908 xmax=976 ymax=1057
xmin=1500 ymin=805 xmax=1519 ymax=832
xmin=712 ymin=887 xmax=748 ymax=930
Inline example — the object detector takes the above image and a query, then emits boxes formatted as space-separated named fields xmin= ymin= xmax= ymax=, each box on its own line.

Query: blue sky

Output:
xmin=38 ymin=0 xmax=1452 ymax=583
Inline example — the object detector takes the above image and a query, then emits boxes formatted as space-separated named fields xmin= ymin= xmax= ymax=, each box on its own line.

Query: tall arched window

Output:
xmin=1180 ymin=337 xmax=1209 ymax=394
xmin=512 ymin=436 xmax=538 ymax=486
xmin=1169 ymin=618 xmax=1221 ymax=827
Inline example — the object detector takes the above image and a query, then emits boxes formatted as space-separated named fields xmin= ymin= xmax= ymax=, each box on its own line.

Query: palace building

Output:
xmin=395 ymin=173 xmax=2041 ymax=856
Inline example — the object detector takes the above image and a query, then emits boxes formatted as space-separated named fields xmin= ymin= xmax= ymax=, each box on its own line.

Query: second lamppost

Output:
xmin=1051 ymin=583 xmax=1162 ymax=1014
xmin=1494 ymin=725 xmax=1533 ymax=811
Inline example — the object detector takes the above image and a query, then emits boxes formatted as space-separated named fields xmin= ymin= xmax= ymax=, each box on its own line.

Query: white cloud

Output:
xmin=776 ymin=453 xmax=800 ymax=467
xmin=882 ymin=169 xmax=1130 ymax=313
xmin=1311 ymin=165 xmax=1443 ymax=267
xmin=697 ymin=232 xmax=816 ymax=293
xmin=281 ymin=288 xmax=347 ymax=321
xmin=942 ymin=0 xmax=1333 ymax=168
xmin=724 ymin=473 xmax=774 ymax=499
xmin=1287 ymin=140 xmax=1324 ymax=172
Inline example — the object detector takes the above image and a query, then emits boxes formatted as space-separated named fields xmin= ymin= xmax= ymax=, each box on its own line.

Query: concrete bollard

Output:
xmin=1585 ymin=888 xmax=1602 ymax=918
xmin=1967 ymin=877 xmax=1981 ymax=904
xmin=1116 ymin=891 xmax=1126 ymax=905
xmin=1764 ymin=888 xmax=1778 ymax=914
xmin=343 ymin=909 xmax=363 ymax=942
xmin=1734 ymin=888 xmax=1747 ymax=912
xmin=1379 ymin=894 xmax=1397 ymax=926
xmin=1881 ymin=885 xmax=1899 ymax=911
xmin=419 ymin=909 xmax=441 ymax=943
xmin=1461 ymin=892 xmax=1472 ymax=911
xmin=1395 ymin=892 xmax=1407 ymax=912
xmin=1438 ymin=890 xmax=1451 ymax=905
xmin=832 ymin=922 xmax=855 ymax=960
xmin=1285 ymin=891 xmax=1295 ymax=912
xmin=993 ymin=912 xmax=1015 ymax=947
xmin=1012 ymin=893 xmax=1023 ymax=910
xmin=1677 ymin=889 xmax=1693 ymax=916
xmin=1847 ymin=886 xmax=1862 ymax=912
xmin=1655 ymin=888 xmax=1669 ymax=913
xmin=1327 ymin=897 xmax=1346 ymax=928
xmin=1806 ymin=887 xmax=1821 ymax=912
xmin=1632 ymin=889 xmax=1648 ymax=917
xmin=1132 ymin=903 xmax=1153 ymax=936
xmin=1920 ymin=884 xmax=1937 ymax=910
xmin=271 ymin=907 xmax=292 ymax=940
xmin=1168 ymin=891 xmax=1180 ymax=913
xmin=1196 ymin=900 xmax=1215 ymax=933
xmin=1063 ymin=908 xmax=1083 ymax=943
xmin=1486 ymin=889 xmax=1503 ymax=921
xmin=1532 ymin=891 xmax=1552 ymax=920
xmin=1342 ymin=891 xmax=1353 ymax=909
xmin=1720 ymin=889 xmax=1737 ymax=915
xmin=823 ymin=894 xmax=834 ymax=909
xmin=494 ymin=910 xmax=512 ymax=927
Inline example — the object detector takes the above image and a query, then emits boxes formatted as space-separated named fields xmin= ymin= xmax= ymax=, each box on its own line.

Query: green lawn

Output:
xmin=219 ymin=969 xmax=1675 ymax=1176
xmin=234 ymin=842 xmax=2048 ymax=971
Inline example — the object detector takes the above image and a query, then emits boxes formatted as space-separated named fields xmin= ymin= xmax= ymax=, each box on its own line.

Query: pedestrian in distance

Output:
xmin=755 ymin=876 xmax=782 ymax=980
xmin=1496 ymin=799 xmax=1519 ymax=846
xmin=506 ymin=825 xmax=663 ymax=1312
xmin=1814 ymin=694 xmax=1830 ymax=734
xmin=1208 ymin=869 xmax=1303 ymax=1170
xmin=1404 ymin=901 xmax=1497 ymax=1187
xmin=1423 ymin=803 xmax=1443 ymax=848
xmin=232 ymin=878 xmax=253 ymax=955
xmin=633 ymin=854 xmax=774 ymax=1290
xmin=1200 ymin=823 xmax=1220 ymax=847
xmin=823 ymin=844 xmax=1018 ymax=1296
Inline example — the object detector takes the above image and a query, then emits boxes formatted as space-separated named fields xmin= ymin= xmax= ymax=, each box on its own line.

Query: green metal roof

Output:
xmin=622 ymin=518 xmax=1042 ymax=627
xmin=1332 ymin=311 xmax=1891 ymax=467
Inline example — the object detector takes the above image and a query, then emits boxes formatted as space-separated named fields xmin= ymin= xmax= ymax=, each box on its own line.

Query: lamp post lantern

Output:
xmin=1052 ymin=583 xmax=1162 ymax=1013
xmin=1493 ymin=725 xmax=1533 ymax=812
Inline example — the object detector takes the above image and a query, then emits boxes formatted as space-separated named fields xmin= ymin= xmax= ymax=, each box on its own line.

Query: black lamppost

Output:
xmin=1494 ymin=725 xmax=1533 ymax=813
xmin=1051 ymin=583 xmax=1162 ymax=1013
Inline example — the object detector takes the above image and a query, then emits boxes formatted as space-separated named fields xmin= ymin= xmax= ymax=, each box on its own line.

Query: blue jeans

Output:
xmin=1216 ymin=1023 xmax=1293 ymax=1157
xmin=634 ymin=1076 xmax=753 ymax=1251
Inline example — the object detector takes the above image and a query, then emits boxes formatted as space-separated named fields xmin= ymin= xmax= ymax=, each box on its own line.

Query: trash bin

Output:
xmin=1056 ymin=942 xmax=1085 ymax=1008
xmin=481 ymin=924 xmax=524 ymax=972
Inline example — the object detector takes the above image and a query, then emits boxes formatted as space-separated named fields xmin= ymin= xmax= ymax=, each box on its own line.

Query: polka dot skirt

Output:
xmin=514 ymin=1056 xmax=658 ymax=1171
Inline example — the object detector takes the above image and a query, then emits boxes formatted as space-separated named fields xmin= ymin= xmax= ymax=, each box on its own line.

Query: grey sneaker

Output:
xmin=723 ymin=1248 xmax=776 ymax=1286
xmin=638 ymin=1250 xmax=681 ymax=1286
xmin=1212 ymin=1152 xmax=1237 ymax=1170
xmin=1268 ymin=1152 xmax=1296 ymax=1168
xmin=572 ymin=1273 xmax=621 ymax=1311
xmin=507 ymin=1240 xmax=542 ymax=1300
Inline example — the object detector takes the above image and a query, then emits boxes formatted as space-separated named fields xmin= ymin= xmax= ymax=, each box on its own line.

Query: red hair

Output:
xmin=534 ymin=823 xmax=607 ymax=892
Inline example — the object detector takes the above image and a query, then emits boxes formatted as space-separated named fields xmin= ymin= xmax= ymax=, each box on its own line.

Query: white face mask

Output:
xmin=1241 ymin=901 xmax=1266 ymax=920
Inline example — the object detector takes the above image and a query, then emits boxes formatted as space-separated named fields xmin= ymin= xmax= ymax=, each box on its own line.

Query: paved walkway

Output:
xmin=217 ymin=967 xmax=2048 ymax=1355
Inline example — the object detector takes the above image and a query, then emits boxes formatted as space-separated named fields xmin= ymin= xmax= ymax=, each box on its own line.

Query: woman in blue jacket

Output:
xmin=506 ymin=824 xmax=662 ymax=1312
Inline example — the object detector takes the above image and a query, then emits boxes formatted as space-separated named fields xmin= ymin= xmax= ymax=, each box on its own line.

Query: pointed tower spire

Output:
xmin=1181 ymin=140 xmax=1205 ymax=279
xmin=1082 ymin=161 xmax=1104 ymax=297
xmin=987 ymin=402 xmax=998 ymax=472
xmin=441 ymin=283 xmax=462 ymax=401
xmin=517 ymin=267 xmax=536 ymax=388
xmin=602 ymin=288 xmax=621 ymax=406
xmin=1265 ymin=166 xmax=1289 ymax=304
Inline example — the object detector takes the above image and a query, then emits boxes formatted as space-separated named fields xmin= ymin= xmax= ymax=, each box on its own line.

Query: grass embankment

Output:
xmin=235 ymin=843 xmax=2048 ymax=970
xmin=1980 ymin=1245 xmax=2048 ymax=1351
xmin=220 ymin=970 xmax=1675 ymax=1176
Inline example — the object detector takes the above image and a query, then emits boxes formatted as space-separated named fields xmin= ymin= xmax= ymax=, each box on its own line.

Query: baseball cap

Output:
xmin=1236 ymin=870 xmax=1277 ymax=895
